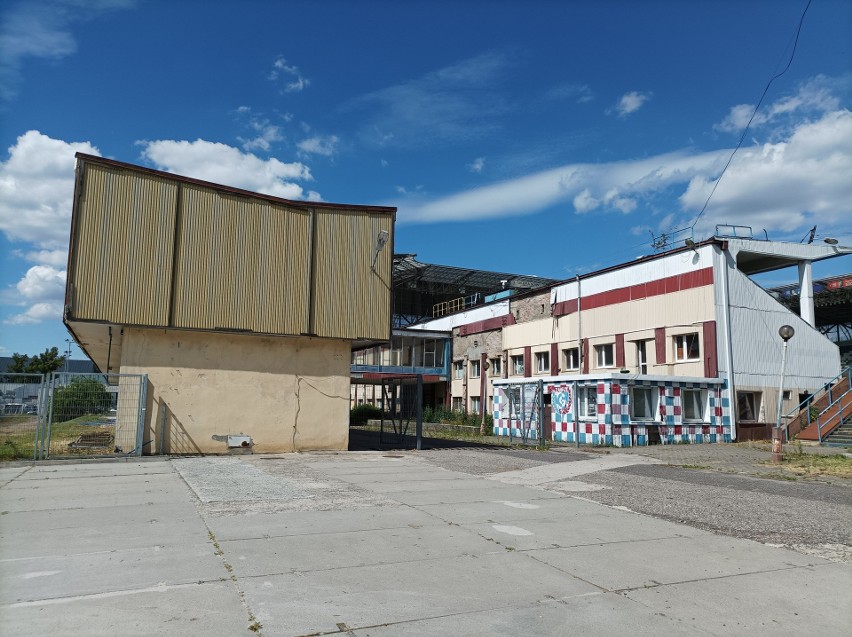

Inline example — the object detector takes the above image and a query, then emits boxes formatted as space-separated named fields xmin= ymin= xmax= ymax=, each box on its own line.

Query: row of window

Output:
xmin=453 ymin=333 xmax=701 ymax=379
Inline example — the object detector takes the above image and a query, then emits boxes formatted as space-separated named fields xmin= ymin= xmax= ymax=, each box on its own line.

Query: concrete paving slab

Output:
xmin=0 ymin=580 xmax=250 ymax=637
xmin=489 ymin=454 xmax=661 ymax=485
xmin=465 ymin=514 xmax=700 ymax=552
xmin=221 ymin=523 xmax=501 ymax=577
xmin=15 ymin=461 xmax=173 ymax=479
xmin=418 ymin=496 xmax=705 ymax=538
xmin=623 ymin=563 xmax=852 ymax=636
xmin=525 ymin=533 xmax=825 ymax=592
xmin=0 ymin=503 xmax=209 ymax=558
xmin=0 ymin=488 xmax=191 ymax=512
xmin=206 ymin=505 xmax=440 ymax=542
xmin=377 ymin=484 xmax=564 ymax=506
xmin=0 ymin=466 xmax=29 ymax=485
xmin=359 ymin=477 xmax=498 ymax=493
xmin=1 ymin=469 xmax=182 ymax=492
xmin=0 ymin=542 xmax=225 ymax=604
xmin=349 ymin=591 xmax=698 ymax=637
xmin=240 ymin=551 xmax=599 ymax=637
xmin=320 ymin=468 xmax=469 ymax=483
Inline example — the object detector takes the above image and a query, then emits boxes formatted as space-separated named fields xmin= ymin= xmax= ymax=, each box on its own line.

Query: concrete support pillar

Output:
xmin=798 ymin=260 xmax=815 ymax=326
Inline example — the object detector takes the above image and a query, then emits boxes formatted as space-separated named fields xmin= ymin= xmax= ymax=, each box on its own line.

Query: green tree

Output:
xmin=51 ymin=377 xmax=111 ymax=423
xmin=4 ymin=348 xmax=66 ymax=375
xmin=26 ymin=347 xmax=66 ymax=374
xmin=6 ymin=353 xmax=30 ymax=373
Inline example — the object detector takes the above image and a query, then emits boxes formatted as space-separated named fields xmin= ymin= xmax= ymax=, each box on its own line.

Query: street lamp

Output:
xmin=772 ymin=325 xmax=795 ymax=463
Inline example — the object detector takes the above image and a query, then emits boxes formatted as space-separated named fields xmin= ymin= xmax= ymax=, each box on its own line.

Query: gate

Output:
xmin=0 ymin=373 xmax=45 ymax=461
xmin=379 ymin=375 xmax=423 ymax=450
xmin=505 ymin=380 xmax=545 ymax=447
xmin=2 ymin=372 xmax=149 ymax=461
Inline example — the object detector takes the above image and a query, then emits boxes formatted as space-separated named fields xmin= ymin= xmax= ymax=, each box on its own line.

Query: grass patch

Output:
xmin=775 ymin=453 xmax=852 ymax=478
xmin=0 ymin=414 xmax=114 ymax=461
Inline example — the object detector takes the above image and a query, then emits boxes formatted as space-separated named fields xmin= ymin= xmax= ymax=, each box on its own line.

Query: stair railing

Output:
xmin=813 ymin=388 xmax=852 ymax=443
xmin=784 ymin=366 xmax=851 ymax=442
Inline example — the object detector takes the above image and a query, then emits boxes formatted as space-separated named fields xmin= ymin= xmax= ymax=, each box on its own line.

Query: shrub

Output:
xmin=350 ymin=403 xmax=382 ymax=425
xmin=51 ymin=377 xmax=111 ymax=423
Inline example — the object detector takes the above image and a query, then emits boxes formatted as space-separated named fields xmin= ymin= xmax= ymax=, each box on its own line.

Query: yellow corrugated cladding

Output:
xmin=71 ymin=164 xmax=176 ymax=325
xmin=171 ymin=186 xmax=311 ymax=334
xmin=313 ymin=210 xmax=393 ymax=340
xmin=69 ymin=159 xmax=393 ymax=340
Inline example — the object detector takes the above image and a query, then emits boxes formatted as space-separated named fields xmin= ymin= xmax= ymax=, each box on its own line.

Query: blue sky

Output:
xmin=1 ymin=0 xmax=851 ymax=357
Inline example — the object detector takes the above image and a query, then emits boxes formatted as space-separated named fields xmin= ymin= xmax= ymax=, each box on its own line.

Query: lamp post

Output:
xmin=772 ymin=325 xmax=795 ymax=463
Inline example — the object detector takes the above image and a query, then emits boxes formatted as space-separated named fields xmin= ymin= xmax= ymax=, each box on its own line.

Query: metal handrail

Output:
xmin=812 ymin=389 xmax=852 ymax=443
xmin=784 ymin=366 xmax=851 ymax=441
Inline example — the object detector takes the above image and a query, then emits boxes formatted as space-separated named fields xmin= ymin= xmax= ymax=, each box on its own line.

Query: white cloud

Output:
xmin=16 ymin=265 xmax=65 ymax=301
xmin=24 ymin=249 xmax=67 ymax=267
xmin=5 ymin=301 xmax=63 ymax=325
xmin=397 ymin=107 xmax=852 ymax=243
xmin=0 ymin=130 xmax=100 ymax=249
xmin=268 ymin=56 xmax=310 ymax=93
xmin=139 ymin=138 xmax=315 ymax=200
xmin=547 ymin=83 xmax=594 ymax=103
xmin=715 ymin=75 xmax=843 ymax=134
xmin=347 ymin=51 xmax=512 ymax=148
xmin=681 ymin=109 xmax=852 ymax=235
xmin=0 ymin=0 xmax=134 ymax=101
xmin=297 ymin=135 xmax=339 ymax=157
xmin=573 ymin=189 xmax=599 ymax=213
xmin=467 ymin=157 xmax=485 ymax=174
xmin=613 ymin=91 xmax=652 ymax=118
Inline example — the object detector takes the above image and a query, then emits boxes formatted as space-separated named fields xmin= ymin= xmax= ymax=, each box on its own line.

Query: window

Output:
xmin=595 ymin=344 xmax=614 ymax=368
xmin=453 ymin=361 xmax=463 ymax=379
xmin=470 ymin=360 xmax=481 ymax=378
xmin=511 ymin=355 xmax=524 ymax=376
xmin=579 ymin=386 xmax=597 ymax=419
xmin=490 ymin=357 xmax=502 ymax=377
xmin=563 ymin=347 xmax=580 ymax=371
xmin=630 ymin=387 xmax=657 ymax=420
xmin=737 ymin=392 xmax=760 ymax=422
xmin=674 ymin=333 xmax=700 ymax=362
xmin=452 ymin=397 xmax=464 ymax=411
xmin=470 ymin=396 xmax=481 ymax=414
xmin=535 ymin=351 xmax=550 ymax=374
xmin=682 ymin=389 xmax=706 ymax=422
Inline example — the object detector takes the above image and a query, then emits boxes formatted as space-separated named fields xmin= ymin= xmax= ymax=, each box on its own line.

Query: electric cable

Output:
xmin=690 ymin=0 xmax=813 ymax=231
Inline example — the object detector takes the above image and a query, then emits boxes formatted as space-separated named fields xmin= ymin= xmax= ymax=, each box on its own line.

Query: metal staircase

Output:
xmin=785 ymin=367 xmax=852 ymax=446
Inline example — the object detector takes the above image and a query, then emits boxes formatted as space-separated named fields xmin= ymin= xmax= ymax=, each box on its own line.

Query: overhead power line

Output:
xmin=690 ymin=0 xmax=813 ymax=231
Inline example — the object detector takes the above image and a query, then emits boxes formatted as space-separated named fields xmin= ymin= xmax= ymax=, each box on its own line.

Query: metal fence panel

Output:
xmin=36 ymin=372 xmax=147 ymax=460
xmin=0 ymin=373 xmax=45 ymax=461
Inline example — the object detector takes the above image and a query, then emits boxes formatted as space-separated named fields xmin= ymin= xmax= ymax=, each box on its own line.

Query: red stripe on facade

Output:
xmin=550 ymin=342 xmax=559 ymax=375
xmin=457 ymin=313 xmax=516 ymax=336
xmin=655 ymin=327 xmax=666 ymax=365
xmin=703 ymin=320 xmax=718 ymax=378
xmin=615 ymin=333 xmax=625 ymax=368
xmin=553 ymin=267 xmax=713 ymax=317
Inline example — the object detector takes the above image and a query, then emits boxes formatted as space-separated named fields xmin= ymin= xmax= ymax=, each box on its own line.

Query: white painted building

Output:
xmin=412 ymin=234 xmax=849 ymax=445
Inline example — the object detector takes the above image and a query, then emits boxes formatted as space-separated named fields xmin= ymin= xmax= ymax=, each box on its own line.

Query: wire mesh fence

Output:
xmin=0 ymin=373 xmax=45 ymax=461
xmin=0 ymin=372 xmax=147 ymax=461
xmin=37 ymin=372 xmax=148 ymax=459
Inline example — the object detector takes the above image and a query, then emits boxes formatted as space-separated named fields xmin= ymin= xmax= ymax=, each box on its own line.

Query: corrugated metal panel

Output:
xmin=70 ymin=164 xmax=176 ymax=325
xmin=313 ymin=210 xmax=392 ymax=339
xmin=171 ymin=185 xmax=312 ymax=334
xmin=70 ymin=157 xmax=392 ymax=340
xmin=728 ymin=267 xmax=840 ymax=388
